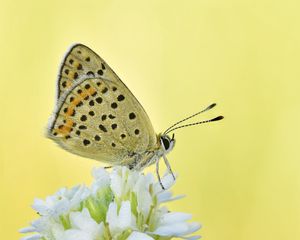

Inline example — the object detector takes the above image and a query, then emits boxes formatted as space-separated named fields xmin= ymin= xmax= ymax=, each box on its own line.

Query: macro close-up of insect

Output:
xmin=47 ymin=44 xmax=223 ymax=187
xmin=3 ymin=2 xmax=298 ymax=239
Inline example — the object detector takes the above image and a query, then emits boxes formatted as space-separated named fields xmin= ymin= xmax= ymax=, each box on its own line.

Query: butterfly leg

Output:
xmin=162 ymin=154 xmax=176 ymax=180
xmin=156 ymin=159 xmax=165 ymax=190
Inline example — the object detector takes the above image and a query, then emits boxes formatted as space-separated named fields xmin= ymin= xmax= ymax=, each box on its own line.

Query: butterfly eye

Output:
xmin=161 ymin=137 xmax=170 ymax=151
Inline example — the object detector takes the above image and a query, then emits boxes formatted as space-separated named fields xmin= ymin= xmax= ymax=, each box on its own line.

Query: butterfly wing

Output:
xmin=57 ymin=44 xmax=133 ymax=99
xmin=48 ymin=74 xmax=158 ymax=164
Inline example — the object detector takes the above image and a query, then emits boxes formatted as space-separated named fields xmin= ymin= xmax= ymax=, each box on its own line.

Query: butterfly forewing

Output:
xmin=48 ymin=76 xmax=157 ymax=164
xmin=57 ymin=44 xmax=122 ymax=100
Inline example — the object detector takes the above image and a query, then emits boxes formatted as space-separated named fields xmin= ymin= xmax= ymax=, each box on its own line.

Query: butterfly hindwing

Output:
xmin=48 ymin=76 xmax=157 ymax=164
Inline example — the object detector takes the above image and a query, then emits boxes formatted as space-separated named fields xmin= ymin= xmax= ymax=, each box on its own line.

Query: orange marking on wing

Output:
xmin=56 ymin=124 xmax=72 ymax=135
xmin=64 ymin=125 xmax=72 ymax=132
xmin=72 ymin=97 xmax=81 ymax=106
xmin=53 ymin=118 xmax=74 ymax=137
xmin=66 ymin=80 xmax=72 ymax=87
xmin=57 ymin=127 xmax=68 ymax=135
xmin=66 ymin=107 xmax=75 ymax=116
xmin=88 ymin=88 xmax=96 ymax=95
xmin=65 ymin=119 xmax=74 ymax=127
xmin=80 ymin=92 xmax=89 ymax=99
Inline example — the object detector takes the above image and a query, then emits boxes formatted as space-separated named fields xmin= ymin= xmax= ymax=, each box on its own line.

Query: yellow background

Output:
xmin=1 ymin=0 xmax=300 ymax=239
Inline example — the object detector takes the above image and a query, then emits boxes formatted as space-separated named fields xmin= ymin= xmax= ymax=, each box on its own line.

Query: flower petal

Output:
xmin=110 ymin=172 xmax=123 ymax=197
xmin=127 ymin=231 xmax=154 ymax=240
xmin=20 ymin=234 xmax=42 ymax=240
xmin=106 ymin=202 xmax=118 ymax=233
xmin=153 ymin=222 xmax=200 ymax=237
xmin=160 ymin=212 xmax=192 ymax=225
xmin=60 ymin=229 xmax=92 ymax=240
xmin=69 ymin=208 xmax=101 ymax=237
xmin=70 ymin=186 xmax=90 ymax=208
xmin=154 ymin=173 xmax=177 ymax=193
xmin=32 ymin=198 xmax=48 ymax=215
xmin=184 ymin=222 xmax=202 ymax=236
xmin=91 ymin=168 xmax=111 ymax=194
xmin=19 ymin=226 xmax=36 ymax=233
xmin=118 ymin=201 xmax=132 ymax=229
xmin=157 ymin=190 xmax=185 ymax=203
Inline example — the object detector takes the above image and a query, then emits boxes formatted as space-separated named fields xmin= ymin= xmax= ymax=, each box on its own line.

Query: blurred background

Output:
xmin=1 ymin=0 xmax=300 ymax=239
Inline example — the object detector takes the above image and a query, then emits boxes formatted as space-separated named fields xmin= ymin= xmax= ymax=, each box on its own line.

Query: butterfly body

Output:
xmin=47 ymin=44 xmax=175 ymax=169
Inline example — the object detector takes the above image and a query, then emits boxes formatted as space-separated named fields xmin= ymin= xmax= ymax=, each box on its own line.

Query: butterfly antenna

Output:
xmin=165 ymin=116 xmax=224 ymax=134
xmin=163 ymin=103 xmax=217 ymax=134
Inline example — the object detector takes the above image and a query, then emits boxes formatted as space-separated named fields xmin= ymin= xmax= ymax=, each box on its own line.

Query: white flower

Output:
xmin=52 ymin=208 xmax=104 ymax=240
xmin=32 ymin=185 xmax=90 ymax=218
xmin=106 ymin=201 xmax=136 ymax=236
xmin=21 ymin=166 xmax=201 ymax=240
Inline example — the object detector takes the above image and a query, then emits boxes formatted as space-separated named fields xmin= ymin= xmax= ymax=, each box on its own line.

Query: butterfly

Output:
xmin=47 ymin=44 xmax=223 ymax=188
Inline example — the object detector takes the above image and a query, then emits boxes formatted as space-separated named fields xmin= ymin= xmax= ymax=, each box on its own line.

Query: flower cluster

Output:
xmin=20 ymin=167 xmax=201 ymax=240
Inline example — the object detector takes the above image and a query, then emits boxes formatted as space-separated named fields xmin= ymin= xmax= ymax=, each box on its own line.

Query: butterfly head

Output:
xmin=160 ymin=133 xmax=176 ymax=153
